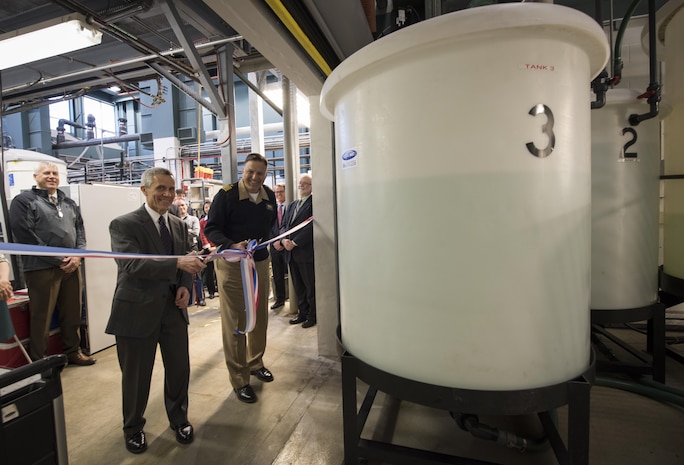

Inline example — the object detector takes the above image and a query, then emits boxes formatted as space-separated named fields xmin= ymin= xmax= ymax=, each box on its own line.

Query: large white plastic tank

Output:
xmin=590 ymin=89 xmax=663 ymax=309
xmin=643 ymin=0 xmax=684 ymax=281
xmin=321 ymin=4 xmax=609 ymax=390
xmin=3 ymin=149 xmax=68 ymax=200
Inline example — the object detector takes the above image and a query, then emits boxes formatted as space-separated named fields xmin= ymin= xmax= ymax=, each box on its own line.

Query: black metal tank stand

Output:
xmin=341 ymin=348 xmax=594 ymax=465
xmin=590 ymin=303 xmax=666 ymax=382
xmin=659 ymin=270 xmax=684 ymax=365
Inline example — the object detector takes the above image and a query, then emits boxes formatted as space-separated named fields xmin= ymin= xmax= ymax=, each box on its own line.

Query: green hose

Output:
xmin=595 ymin=377 xmax=684 ymax=408
xmin=638 ymin=376 xmax=684 ymax=398
xmin=612 ymin=0 xmax=642 ymax=82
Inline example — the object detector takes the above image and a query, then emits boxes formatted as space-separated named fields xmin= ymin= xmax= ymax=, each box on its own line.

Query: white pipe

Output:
xmin=205 ymin=122 xmax=308 ymax=140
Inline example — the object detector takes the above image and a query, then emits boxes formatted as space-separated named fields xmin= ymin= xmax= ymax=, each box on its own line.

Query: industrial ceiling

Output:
xmin=0 ymin=0 xmax=667 ymax=117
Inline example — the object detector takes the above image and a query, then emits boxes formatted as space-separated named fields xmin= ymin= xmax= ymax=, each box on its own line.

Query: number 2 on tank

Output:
xmin=526 ymin=103 xmax=555 ymax=158
xmin=620 ymin=127 xmax=638 ymax=161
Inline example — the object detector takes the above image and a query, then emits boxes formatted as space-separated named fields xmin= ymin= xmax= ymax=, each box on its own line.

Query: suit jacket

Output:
xmin=284 ymin=196 xmax=313 ymax=263
xmin=106 ymin=205 xmax=193 ymax=338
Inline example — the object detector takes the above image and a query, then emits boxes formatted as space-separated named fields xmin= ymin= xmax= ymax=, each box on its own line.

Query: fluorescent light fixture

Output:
xmin=0 ymin=13 xmax=102 ymax=70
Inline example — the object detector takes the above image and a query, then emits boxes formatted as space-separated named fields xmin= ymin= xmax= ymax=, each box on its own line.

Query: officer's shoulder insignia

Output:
xmin=222 ymin=183 xmax=235 ymax=191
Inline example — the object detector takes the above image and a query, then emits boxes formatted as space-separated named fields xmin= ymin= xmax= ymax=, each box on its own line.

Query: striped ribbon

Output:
xmin=0 ymin=216 xmax=314 ymax=335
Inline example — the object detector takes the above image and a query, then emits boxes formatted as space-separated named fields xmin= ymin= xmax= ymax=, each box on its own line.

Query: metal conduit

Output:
xmin=3 ymin=37 xmax=243 ymax=94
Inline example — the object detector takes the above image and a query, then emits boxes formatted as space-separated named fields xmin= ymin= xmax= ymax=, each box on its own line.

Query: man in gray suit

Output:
xmin=107 ymin=167 xmax=206 ymax=454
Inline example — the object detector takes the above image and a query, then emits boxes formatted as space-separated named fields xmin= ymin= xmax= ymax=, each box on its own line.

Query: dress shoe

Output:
xmin=302 ymin=319 xmax=317 ymax=328
xmin=250 ymin=367 xmax=274 ymax=382
xmin=125 ymin=431 xmax=147 ymax=454
xmin=270 ymin=301 xmax=285 ymax=310
xmin=171 ymin=423 xmax=194 ymax=444
xmin=234 ymin=384 xmax=257 ymax=403
xmin=289 ymin=315 xmax=307 ymax=325
xmin=68 ymin=351 xmax=96 ymax=366
xmin=208 ymin=293 xmax=215 ymax=299
xmin=198 ymin=300 xmax=206 ymax=306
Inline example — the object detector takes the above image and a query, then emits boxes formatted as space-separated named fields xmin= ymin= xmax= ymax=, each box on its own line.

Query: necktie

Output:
xmin=158 ymin=216 xmax=173 ymax=255
xmin=50 ymin=195 xmax=57 ymax=205
xmin=290 ymin=200 xmax=302 ymax=225
xmin=277 ymin=204 xmax=283 ymax=227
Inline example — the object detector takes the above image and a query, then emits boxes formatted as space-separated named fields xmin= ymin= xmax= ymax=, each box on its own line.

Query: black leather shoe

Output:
xmin=302 ymin=319 xmax=317 ymax=328
xmin=250 ymin=367 xmax=274 ymax=382
xmin=234 ymin=385 xmax=257 ymax=403
xmin=125 ymin=431 xmax=147 ymax=454
xmin=171 ymin=423 xmax=194 ymax=444
xmin=270 ymin=301 xmax=285 ymax=310
xmin=289 ymin=315 xmax=307 ymax=325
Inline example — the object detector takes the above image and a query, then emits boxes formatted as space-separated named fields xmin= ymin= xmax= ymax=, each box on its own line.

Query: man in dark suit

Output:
xmin=269 ymin=183 xmax=288 ymax=310
xmin=107 ymin=167 xmax=206 ymax=454
xmin=282 ymin=174 xmax=316 ymax=328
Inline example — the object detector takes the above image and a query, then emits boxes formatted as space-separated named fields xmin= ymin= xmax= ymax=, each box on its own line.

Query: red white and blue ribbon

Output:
xmin=0 ymin=216 xmax=314 ymax=335
xmin=205 ymin=216 xmax=313 ymax=334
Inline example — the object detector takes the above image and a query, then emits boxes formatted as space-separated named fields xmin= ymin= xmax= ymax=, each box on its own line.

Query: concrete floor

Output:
xmin=58 ymin=297 xmax=684 ymax=465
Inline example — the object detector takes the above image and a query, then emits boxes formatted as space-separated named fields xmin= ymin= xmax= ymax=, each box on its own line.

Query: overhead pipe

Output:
xmin=360 ymin=0 xmax=376 ymax=32
xmin=53 ymin=133 xmax=141 ymax=150
xmin=95 ymin=0 xmax=152 ymax=23
xmin=53 ymin=0 xmax=196 ymax=78
xmin=628 ymin=0 xmax=661 ymax=126
xmin=56 ymin=118 xmax=88 ymax=144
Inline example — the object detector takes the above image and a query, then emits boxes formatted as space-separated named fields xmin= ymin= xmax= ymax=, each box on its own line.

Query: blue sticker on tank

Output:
xmin=342 ymin=149 xmax=357 ymax=161
xmin=341 ymin=149 xmax=358 ymax=170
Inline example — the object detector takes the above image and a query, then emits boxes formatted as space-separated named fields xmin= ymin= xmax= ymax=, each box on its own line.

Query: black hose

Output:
xmin=450 ymin=412 xmax=550 ymax=453
xmin=628 ymin=0 xmax=661 ymax=125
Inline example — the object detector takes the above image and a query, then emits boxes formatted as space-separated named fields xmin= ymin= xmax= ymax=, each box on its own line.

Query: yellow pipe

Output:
xmin=264 ymin=0 xmax=332 ymax=76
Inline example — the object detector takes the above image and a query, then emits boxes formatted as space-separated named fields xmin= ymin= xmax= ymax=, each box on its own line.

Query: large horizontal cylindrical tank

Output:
xmin=321 ymin=4 xmax=609 ymax=390
xmin=590 ymin=89 xmax=663 ymax=309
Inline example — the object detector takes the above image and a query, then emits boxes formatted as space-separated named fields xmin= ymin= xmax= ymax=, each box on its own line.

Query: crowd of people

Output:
xmin=2 ymin=154 xmax=316 ymax=454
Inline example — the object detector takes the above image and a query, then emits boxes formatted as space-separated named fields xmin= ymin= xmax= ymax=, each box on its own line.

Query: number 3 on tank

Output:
xmin=525 ymin=103 xmax=555 ymax=158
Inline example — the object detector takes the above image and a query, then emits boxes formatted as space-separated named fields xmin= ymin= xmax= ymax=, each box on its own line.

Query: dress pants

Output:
xmin=289 ymin=258 xmax=316 ymax=321
xmin=215 ymin=258 xmax=270 ymax=389
xmin=269 ymin=244 xmax=287 ymax=303
xmin=24 ymin=267 xmax=83 ymax=360
xmin=202 ymin=261 xmax=216 ymax=296
xmin=115 ymin=292 xmax=190 ymax=437
xmin=187 ymin=273 xmax=204 ymax=305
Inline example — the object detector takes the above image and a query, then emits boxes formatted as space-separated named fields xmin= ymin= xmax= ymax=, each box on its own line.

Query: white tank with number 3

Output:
xmin=321 ymin=4 xmax=609 ymax=390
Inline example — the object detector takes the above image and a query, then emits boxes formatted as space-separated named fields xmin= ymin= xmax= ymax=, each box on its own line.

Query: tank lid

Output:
xmin=3 ymin=149 xmax=67 ymax=165
xmin=321 ymin=3 xmax=610 ymax=121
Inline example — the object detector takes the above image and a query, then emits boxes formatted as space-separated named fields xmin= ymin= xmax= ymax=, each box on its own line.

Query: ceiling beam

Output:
xmin=158 ymin=0 xmax=226 ymax=118
xmin=202 ymin=0 xmax=324 ymax=96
